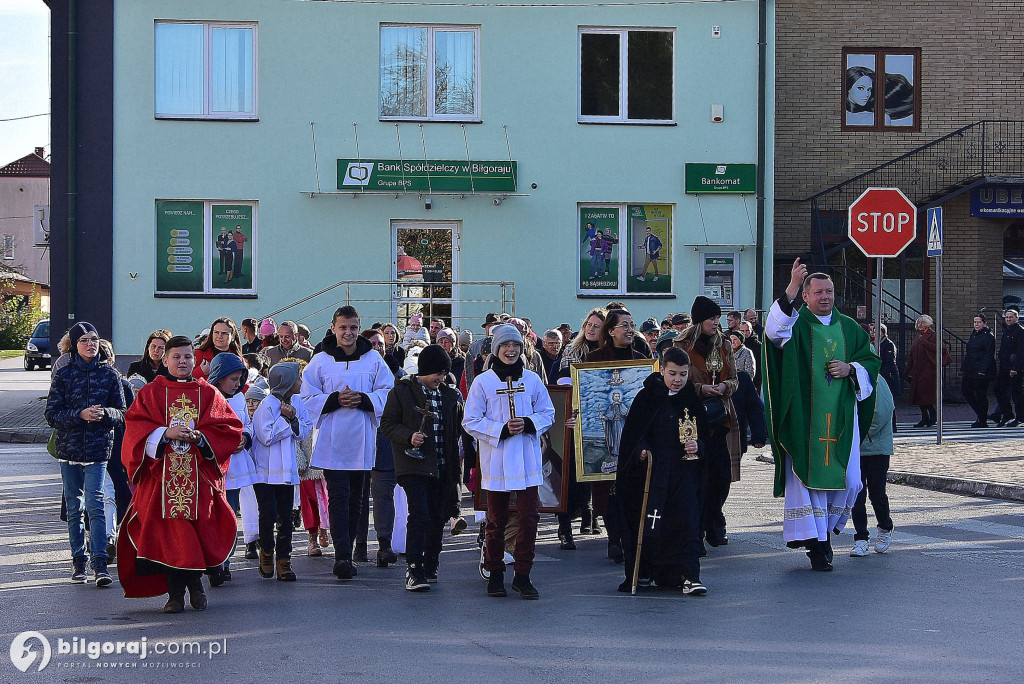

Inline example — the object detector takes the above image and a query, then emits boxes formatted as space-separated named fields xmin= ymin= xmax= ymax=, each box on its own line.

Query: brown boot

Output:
xmin=307 ymin=530 xmax=322 ymax=557
xmin=258 ymin=548 xmax=274 ymax=578
xmin=318 ymin=527 xmax=330 ymax=548
xmin=162 ymin=572 xmax=186 ymax=613
xmin=276 ymin=557 xmax=297 ymax=582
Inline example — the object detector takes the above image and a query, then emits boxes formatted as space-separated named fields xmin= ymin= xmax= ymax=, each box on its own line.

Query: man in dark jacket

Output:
xmin=380 ymin=345 xmax=473 ymax=591
xmin=45 ymin=322 xmax=127 ymax=587
xmin=963 ymin=313 xmax=997 ymax=427
xmin=993 ymin=307 xmax=1024 ymax=427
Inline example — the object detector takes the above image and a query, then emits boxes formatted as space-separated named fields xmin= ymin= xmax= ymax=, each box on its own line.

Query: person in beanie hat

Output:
xmin=676 ymin=295 xmax=740 ymax=548
xmin=463 ymin=325 xmax=555 ymax=599
xmin=380 ymin=345 xmax=475 ymax=591
xmin=46 ymin=322 xmax=127 ymax=587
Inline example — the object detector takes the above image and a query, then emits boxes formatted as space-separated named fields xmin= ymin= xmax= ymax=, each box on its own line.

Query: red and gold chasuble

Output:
xmin=162 ymin=389 xmax=203 ymax=520
xmin=117 ymin=375 xmax=242 ymax=598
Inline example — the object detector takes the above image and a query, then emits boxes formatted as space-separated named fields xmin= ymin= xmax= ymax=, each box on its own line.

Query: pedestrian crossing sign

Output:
xmin=926 ymin=207 xmax=943 ymax=257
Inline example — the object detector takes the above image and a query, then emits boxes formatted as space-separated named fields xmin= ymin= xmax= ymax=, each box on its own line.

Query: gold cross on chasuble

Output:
xmin=494 ymin=377 xmax=526 ymax=419
xmin=818 ymin=413 xmax=838 ymax=467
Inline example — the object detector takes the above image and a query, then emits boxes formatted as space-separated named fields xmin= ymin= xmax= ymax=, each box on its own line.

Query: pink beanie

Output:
xmin=259 ymin=318 xmax=276 ymax=336
xmin=410 ymin=314 xmax=423 ymax=325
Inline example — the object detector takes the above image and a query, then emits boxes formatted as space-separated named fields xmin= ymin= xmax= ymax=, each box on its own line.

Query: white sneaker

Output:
xmin=503 ymin=551 xmax=514 ymax=564
xmin=874 ymin=527 xmax=893 ymax=553
xmin=850 ymin=540 xmax=870 ymax=557
xmin=681 ymin=578 xmax=707 ymax=596
xmin=636 ymin=275 xmax=645 ymax=281
xmin=652 ymin=276 xmax=659 ymax=281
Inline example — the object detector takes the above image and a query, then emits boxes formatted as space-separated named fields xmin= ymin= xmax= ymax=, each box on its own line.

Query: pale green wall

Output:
xmin=112 ymin=0 xmax=774 ymax=345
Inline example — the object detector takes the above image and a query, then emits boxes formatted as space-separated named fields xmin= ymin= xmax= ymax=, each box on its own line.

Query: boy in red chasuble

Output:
xmin=116 ymin=336 xmax=243 ymax=613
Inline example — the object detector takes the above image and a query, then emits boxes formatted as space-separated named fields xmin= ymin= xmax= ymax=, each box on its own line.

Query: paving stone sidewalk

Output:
xmin=0 ymin=396 xmax=49 ymax=443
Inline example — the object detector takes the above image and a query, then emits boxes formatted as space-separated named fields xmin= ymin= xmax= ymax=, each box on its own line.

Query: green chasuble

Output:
xmin=763 ymin=306 xmax=880 ymax=497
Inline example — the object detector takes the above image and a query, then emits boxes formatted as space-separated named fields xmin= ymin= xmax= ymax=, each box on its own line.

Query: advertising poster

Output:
xmin=626 ymin=204 xmax=672 ymax=294
xmin=578 ymin=207 xmax=620 ymax=291
xmin=156 ymin=200 xmax=204 ymax=293
xmin=211 ymin=205 xmax=254 ymax=291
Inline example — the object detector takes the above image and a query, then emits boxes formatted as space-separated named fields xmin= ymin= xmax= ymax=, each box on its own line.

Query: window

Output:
xmin=155 ymin=21 xmax=257 ymax=119
xmin=842 ymin=48 xmax=920 ymax=131
xmin=2 ymin=234 xmax=13 ymax=260
xmin=579 ymin=28 xmax=674 ymax=123
xmin=578 ymin=204 xmax=674 ymax=296
xmin=155 ymin=200 xmax=257 ymax=296
xmin=380 ymin=25 xmax=480 ymax=121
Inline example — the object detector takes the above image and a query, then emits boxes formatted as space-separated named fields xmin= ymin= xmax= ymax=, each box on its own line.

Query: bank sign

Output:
xmin=338 ymin=159 xmax=518 ymax=193
xmin=685 ymin=163 xmax=756 ymax=194
xmin=971 ymin=184 xmax=1024 ymax=217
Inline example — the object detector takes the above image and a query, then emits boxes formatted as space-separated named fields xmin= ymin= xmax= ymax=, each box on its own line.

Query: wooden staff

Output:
xmin=631 ymin=450 xmax=655 ymax=596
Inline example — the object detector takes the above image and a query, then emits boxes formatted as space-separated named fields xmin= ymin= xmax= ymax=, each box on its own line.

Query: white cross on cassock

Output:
xmin=647 ymin=509 xmax=661 ymax=529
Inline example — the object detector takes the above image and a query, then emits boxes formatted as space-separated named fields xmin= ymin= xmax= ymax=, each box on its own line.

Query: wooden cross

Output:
xmin=494 ymin=377 xmax=526 ymax=419
xmin=647 ymin=509 xmax=661 ymax=529
xmin=818 ymin=413 xmax=838 ymax=467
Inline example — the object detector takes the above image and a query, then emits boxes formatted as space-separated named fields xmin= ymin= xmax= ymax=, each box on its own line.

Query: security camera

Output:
xmin=424 ymin=197 xmax=432 ymax=210
xmin=493 ymin=197 xmax=503 ymax=206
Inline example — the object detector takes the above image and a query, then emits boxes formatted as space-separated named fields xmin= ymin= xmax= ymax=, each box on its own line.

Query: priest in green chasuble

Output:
xmin=763 ymin=259 xmax=880 ymax=571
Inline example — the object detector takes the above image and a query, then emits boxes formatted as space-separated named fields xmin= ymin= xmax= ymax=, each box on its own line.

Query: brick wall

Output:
xmin=775 ymin=1 xmax=1024 ymax=342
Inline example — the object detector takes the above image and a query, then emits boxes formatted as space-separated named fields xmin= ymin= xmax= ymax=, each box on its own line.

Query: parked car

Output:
xmin=24 ymin=319 xmax=50 ymax=371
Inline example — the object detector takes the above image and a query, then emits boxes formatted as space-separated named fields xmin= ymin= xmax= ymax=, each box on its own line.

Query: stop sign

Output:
xmin=847 ymin=187 xmax=917 ymax=258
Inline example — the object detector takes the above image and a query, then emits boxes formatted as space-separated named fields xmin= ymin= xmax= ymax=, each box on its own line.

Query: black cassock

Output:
xmin=616 ymin=372 xmax=708 ymax=589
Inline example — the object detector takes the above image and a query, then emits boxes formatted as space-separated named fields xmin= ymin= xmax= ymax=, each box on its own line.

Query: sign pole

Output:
xmin=927 ymin=207 xmax=945 ymax=445
xmin=935 ymin=253 xmax=943 ymax=444
xmin=875 ymin=257 xmax=884 ymax=357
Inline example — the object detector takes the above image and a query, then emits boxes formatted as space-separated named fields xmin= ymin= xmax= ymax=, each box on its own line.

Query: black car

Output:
xmin=24 ymin=319 xmax=50 ymax=371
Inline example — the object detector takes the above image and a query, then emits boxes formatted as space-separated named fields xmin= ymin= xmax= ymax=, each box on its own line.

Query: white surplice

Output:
xmin=463 ymin=368 xmax=555 ymax=492
xmin=765 ymin=301 xmax=873 ymax=542
xmin=252 ymin=394 xmax=313 ymax=485
xmin=300 ymin=350 xmax=394 ymax=471
xmin=224 ymin=393 xmax=260 ymax=490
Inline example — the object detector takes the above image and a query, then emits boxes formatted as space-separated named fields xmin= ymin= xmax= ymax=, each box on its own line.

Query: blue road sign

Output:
xmin=926 ymin=207 xmax=943 ymax=257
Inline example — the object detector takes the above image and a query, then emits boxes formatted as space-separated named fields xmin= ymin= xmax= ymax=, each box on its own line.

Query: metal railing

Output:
xmin=809 ymin=120 xmax=1024 ymax=262
xmin=258 ymin=280 xmax=516 ymax=336
xmin=823 ymin=264 xmax=970 ymax=400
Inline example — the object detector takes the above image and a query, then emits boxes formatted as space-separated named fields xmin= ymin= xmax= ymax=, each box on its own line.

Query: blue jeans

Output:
xmin=60 ymin=461 xmax=108 ymax=564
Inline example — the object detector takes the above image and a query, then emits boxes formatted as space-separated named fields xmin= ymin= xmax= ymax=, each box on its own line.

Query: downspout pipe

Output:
xmin=754 ymin=0 xmax=768 ymax=309
xmin=66 ymin=0 xmax=77 ymax=323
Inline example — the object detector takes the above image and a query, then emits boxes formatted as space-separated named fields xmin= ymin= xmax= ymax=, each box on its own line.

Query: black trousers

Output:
xmin=852 ymin=454 xmax=894 ymax=541
xmin=556 ymin=441 xmax=592 ymax=535
xmin=398 ymin=474 xmax=445 ymax=569
xmin=961 ymin=376 xmax=991 ymax=422
xmin=253 ymin=483 xmax=294 ymax=558
xmin=323 ymin=470 xmax=366 ymax=562
xmin=994 ymin=367 xmax=1024 ymax=421
xmin=703 ymin=427 xmax=731 ymax=542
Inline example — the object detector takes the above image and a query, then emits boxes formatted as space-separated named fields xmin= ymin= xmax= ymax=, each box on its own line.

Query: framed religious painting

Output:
xmin=571 ymin=359 xmax=655 ymax=482
xmin=473 ymin=385 xmax=572 ymax=514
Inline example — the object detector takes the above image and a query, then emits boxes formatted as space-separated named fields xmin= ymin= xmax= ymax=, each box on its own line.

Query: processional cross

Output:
xmin=818 ymin=413 xmax=838 ymax=467
xmin=494 ymin=378 xmax=526 ymax=419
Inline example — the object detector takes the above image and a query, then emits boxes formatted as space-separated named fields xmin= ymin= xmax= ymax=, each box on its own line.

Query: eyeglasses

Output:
xmin=612 ymin=323 xmax=636 ymax=331
xmin=77 ymin=336 xmax=100 ymax=345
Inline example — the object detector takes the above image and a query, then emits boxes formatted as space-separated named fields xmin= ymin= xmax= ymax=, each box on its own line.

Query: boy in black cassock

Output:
xmin=616 ymin=346 xmax=709 ymax=595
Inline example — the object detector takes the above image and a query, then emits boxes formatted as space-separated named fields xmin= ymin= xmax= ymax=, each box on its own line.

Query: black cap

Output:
xmin=416 ymin=344 xmax=452 ymax=376
xmin=482 ymin=312 xmax=501 ymax=328
xmin=638 ymin=320 xmax=659 ymax=334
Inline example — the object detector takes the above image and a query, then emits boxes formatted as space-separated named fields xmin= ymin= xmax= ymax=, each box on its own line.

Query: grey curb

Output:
xmin=0 ymin=430 xmax=49 ymax=444
xmin=888 ymin=470 xmax=1024 ymax=503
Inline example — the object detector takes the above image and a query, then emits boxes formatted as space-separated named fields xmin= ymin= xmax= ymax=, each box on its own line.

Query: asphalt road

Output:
xmin=0 ymin=356 xmax=50 ymax=417
xmin=2 ymin=443 xmax=1023 ymax=683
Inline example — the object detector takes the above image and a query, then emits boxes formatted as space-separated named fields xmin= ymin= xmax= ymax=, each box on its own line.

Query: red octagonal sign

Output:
xmin=847 ymin=187 xmax=917 ymax=258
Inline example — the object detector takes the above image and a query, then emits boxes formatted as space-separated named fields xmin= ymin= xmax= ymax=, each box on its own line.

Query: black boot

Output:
xmin=580 ymin=509 xmax=593 ymax=535
xmin=487 ymin=568 xmax=507 ymax=597
xmin=424 ymin=557 xmax=438 ymax=584
xmin=185 ymin=572 xmax=207 ymax=610
xmin=511 ymin=572 xmax=539 ymax=599
xmin=333 ymin=559 xmax=356 ymax=580
xmin=405 ymin=563 xmax=429 ymax=592
xmin=376 ymin=537 xmax=398 ymax=568
xmin=353 ymin=541 xmax=369 ymax=563
xmin=806 ymin=540 xmax=833 ymax=572
xmin=244 ymin=541 xmax=259 ymax=559
xmin=163 ymin=572 xmax=187 ymax=613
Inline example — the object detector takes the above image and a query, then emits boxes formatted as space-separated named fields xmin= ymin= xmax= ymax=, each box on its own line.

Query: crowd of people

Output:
xmin=45 ymin=261 xmax=897 ymax=612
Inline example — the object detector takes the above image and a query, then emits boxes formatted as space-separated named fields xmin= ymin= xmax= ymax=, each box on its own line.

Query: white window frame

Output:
xmin=154 ymin=199 xmax=258 ymax=297
xmin=578 ymin=26 xmax=676 ymax=124
xmin=154 ymin=20 xmax=259 ymax=120
xmin=379 ymin=24 xmax=481 ymax=122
